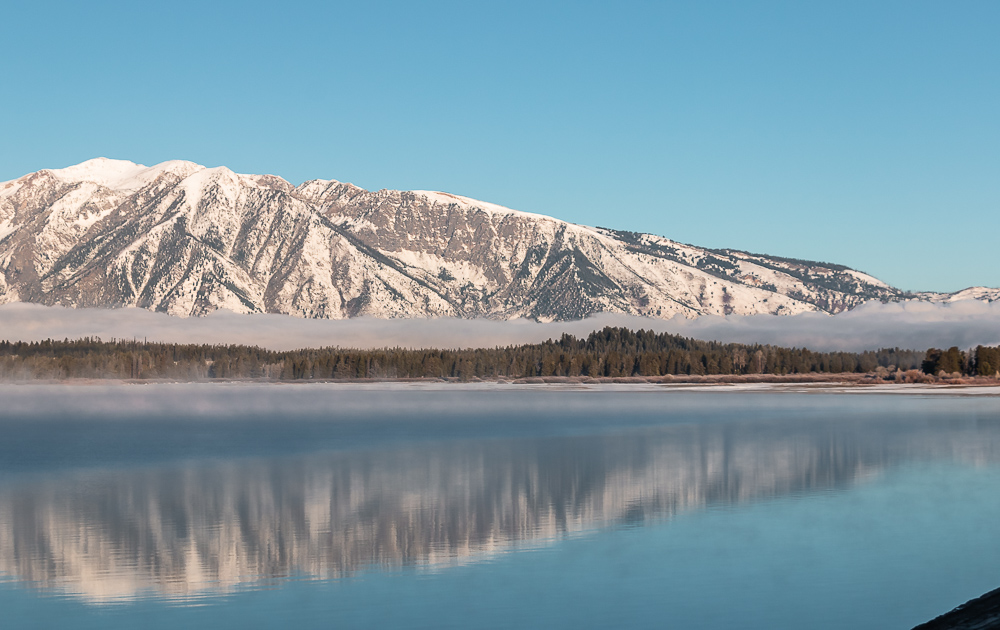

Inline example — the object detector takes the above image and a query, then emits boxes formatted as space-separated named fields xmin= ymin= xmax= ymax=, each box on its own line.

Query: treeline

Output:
xmin=923 ymin=346 xmax=1000 ymax=378
xmin=0 ymin=327 xmax=995 ymax=381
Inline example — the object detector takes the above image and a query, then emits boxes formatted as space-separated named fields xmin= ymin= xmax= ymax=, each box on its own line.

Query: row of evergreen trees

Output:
xmin=0 ymin=327 xmax=960 ymax=380
xmin=923 ymin=346 xmax=1000 ymax=377
xmin=0 ymin=327 xmax=995 ymax=381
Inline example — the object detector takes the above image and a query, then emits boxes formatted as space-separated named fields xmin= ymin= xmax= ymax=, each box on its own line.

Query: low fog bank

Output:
xmin=675 ymin=300 xmax=1000 ymax=352
xmin=1 ymin=301 xmax=999 ymax=352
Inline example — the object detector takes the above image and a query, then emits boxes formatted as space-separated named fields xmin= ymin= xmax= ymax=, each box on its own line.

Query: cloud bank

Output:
xmin=1 ymin=301 xmax=999 ymax=352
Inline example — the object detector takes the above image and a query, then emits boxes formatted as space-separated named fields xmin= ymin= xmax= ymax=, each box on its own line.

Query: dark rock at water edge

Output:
xmin=913 ymin=586 xmax=1000 ymax=629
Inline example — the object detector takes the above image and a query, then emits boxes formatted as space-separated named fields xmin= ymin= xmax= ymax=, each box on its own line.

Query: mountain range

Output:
xmin=1 ymin=158 xmax=996 ymax=321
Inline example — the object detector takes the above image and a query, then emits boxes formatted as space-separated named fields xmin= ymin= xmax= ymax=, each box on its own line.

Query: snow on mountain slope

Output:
xmin=916 ymin=287 xmax=1000 ymax=304
xmin=0 ymin=158 xmax=989 ymax=320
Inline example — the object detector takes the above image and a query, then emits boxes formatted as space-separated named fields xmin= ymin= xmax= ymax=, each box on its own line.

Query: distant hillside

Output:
xmin=2 ymin=158 xmax=997 ymax=321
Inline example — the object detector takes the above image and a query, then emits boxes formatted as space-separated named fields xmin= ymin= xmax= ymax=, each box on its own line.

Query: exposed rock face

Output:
xmin=1 ymin=158 xmax=990 ymax=320
xmin=912 ymin=587 xmax=1000 ymax=630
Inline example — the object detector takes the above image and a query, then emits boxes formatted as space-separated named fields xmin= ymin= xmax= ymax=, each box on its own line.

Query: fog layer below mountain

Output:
xmin=2 ymin=300 xmax=998 ymax=352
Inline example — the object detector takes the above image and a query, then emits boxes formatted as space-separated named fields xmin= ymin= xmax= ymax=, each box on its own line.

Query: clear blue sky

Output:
xmin=2 ymin=1 xmax=997 ymax=292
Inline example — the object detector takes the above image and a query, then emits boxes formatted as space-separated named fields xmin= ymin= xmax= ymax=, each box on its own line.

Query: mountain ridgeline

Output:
xmin=4 ymin=327 xmax=997 ymax=382
xmin=3 ymin=158 xmax=997 ymax=322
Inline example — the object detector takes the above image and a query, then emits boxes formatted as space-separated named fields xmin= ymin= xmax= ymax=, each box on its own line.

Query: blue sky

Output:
xmin=1 ymin=0 xmax=997 ymax=292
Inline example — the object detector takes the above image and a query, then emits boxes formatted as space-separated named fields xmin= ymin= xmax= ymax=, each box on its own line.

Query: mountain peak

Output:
xmin=46 ymin=157 xmax=146 ymax=187
xmin=45 ymin=158 xmax=205 ymax=191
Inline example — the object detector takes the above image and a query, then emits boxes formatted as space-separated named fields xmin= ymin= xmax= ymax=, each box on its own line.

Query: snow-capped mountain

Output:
xmin=0 ymin=157 xmax=989 ymax=320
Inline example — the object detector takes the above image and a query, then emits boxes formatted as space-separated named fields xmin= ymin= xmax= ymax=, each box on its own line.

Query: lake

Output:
xmin=1 ymin=383 xmax=999 ymax=629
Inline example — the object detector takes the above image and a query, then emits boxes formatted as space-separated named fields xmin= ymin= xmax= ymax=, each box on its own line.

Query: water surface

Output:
xmin=1 ymin=384 xmax=998 ymax=628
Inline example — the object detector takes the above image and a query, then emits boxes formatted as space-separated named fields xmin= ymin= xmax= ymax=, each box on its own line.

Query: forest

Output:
xmin=0 ymin=327 xmax=997 ymax=382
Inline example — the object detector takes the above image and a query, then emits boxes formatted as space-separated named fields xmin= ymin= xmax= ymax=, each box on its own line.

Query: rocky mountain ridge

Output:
xmin=1 ymin=158 xmax=995 ymax=320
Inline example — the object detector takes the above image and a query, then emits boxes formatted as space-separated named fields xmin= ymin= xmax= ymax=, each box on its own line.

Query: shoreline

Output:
xmin=2 ymin=375 xmax=1000 ymax=395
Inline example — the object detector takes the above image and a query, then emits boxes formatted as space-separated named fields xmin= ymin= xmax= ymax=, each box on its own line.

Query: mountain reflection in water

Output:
xmin=1 ymin=393 xmax=999 ymax=603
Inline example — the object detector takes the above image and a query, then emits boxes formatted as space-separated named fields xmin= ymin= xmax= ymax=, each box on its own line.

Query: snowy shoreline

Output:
xmin=2 ymin=379 xmax=1000 ymax=395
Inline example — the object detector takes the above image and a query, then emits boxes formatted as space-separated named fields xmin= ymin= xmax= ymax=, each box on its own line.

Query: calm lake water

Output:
xmin=1 ymin=384 xmax=999 ymax=629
